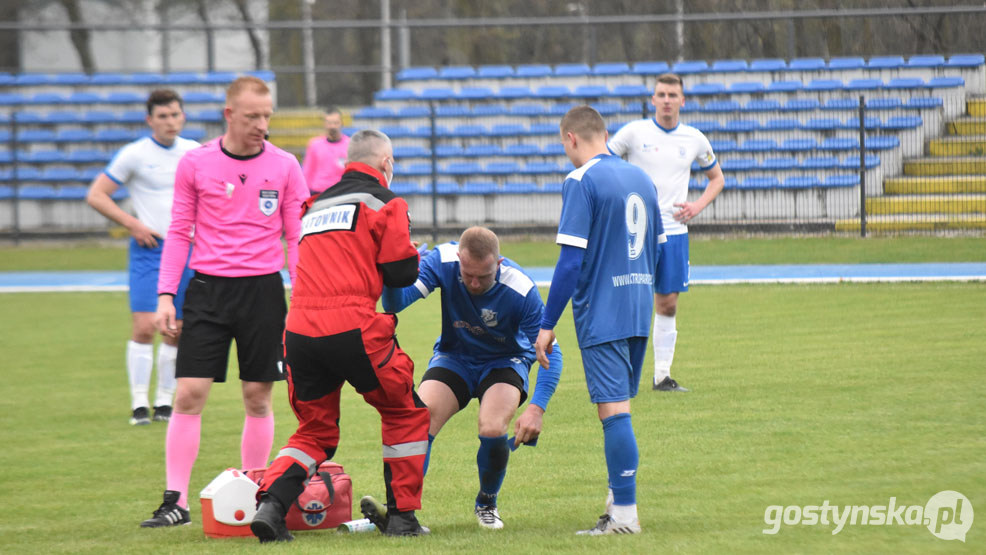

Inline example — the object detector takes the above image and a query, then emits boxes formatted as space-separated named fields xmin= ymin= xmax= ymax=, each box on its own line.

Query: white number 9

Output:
xmin=626 ymin=193 xmax=646 ymax=260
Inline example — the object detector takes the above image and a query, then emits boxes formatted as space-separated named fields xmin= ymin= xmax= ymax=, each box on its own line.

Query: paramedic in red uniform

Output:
xmin=250 ymin=129 xmax=431 ymax=542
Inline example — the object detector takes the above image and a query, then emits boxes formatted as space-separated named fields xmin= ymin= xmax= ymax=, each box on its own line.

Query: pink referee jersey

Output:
xmin=158 ymin=138 xmax=309 ymax=295
xmin=302 ymin=134 xmax=350 ymax=194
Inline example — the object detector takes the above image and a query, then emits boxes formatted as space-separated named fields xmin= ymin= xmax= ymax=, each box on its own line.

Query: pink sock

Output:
xmin=241 ymin=413 xmax=275 ymax=470
xmin=165 ymin=412 xmax=201 ymax=509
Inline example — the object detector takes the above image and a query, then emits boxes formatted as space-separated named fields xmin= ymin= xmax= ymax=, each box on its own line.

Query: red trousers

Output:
xmin=260 ymin=302 xmax=430 ymax=512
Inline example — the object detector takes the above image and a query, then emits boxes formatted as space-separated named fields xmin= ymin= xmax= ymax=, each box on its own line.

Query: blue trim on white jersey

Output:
xmin=652 ymin=118 xmax=680 ymax=133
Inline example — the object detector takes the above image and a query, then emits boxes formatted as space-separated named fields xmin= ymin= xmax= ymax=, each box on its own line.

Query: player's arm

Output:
xmin=535 ymin=244 xmax=585 ymax=368
xmin=376 ymin=197 xmax=419 ymax=289
xmin=281 ymin=159 xmax=309 ymax=285
xmin=674 ymin=138 xmax=724 ymax=222
xmin=606 ymin=124 xmax=631 ymax=158
xmin=156 ymin=156 xmax=197 ymax=337
xmin=381 ymin=243 xmax=436 ymax=312
xmin=86 ymin=173 xmax=161 ymax=248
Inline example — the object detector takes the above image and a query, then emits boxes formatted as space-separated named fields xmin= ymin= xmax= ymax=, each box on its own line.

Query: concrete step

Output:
xmin=947 ymin=117 xmax=986 ymax=136
xmin=270 ymin=109 xmax=323 ymax=130
xmin=970 ymin=97 xmax=986 ymax=117
xmin=835 ymin=214 xmax=986 ymax=232
xmin=929 ymin=135 xmax=986 ymax=156
xmin=884 ymin=175 xmax=986 ymax=195
xmin=904 ymin=156 xmax=986 ymax=176
xmin=865 ymin=194 xmax=986 ymax=215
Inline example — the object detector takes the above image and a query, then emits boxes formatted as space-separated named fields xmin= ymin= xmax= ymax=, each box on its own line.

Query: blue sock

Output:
xmin=423 ymin=433 xmax=435 ymax=477
xmin=476 ymin=434 xmax=509 ymax=506
xmin=602 ymin=413 xmax=638 ymax=506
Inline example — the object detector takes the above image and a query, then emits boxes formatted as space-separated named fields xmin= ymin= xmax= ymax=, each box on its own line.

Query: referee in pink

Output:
xmin=140 ymin=76 xmax=310 ymax=528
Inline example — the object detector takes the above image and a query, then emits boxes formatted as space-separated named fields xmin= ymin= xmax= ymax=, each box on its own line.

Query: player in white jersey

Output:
xmin=608 ymin=73 xmax=725 ymax=392
xmin=86 ymin=89 xmax=200 ymax=425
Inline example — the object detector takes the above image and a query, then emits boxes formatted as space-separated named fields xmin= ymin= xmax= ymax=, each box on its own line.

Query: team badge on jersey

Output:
xmin=481 ymin=308 xmax=499 ymax=327
xmin=259 ymin=189 xmax=279 ymax=216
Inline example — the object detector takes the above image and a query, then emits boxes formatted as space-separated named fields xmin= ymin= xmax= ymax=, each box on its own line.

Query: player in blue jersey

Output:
xmin=381 ymin=226 xmax=562 ymax=530
xmin=535 ymin=106 xmax=664 ymax=536
xmin=608 ymin=73 xmax=725 ymax=392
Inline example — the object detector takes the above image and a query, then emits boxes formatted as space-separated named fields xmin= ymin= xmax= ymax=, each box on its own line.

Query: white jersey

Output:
xmin=608 ymin=119 xmax=716 ymax=235
xmin=104 ymin=136 xmax=200 ymax=237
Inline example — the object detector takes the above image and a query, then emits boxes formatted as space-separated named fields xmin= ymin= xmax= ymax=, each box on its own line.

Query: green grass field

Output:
xmin=0 ymin=237 xmax=983 ymax=553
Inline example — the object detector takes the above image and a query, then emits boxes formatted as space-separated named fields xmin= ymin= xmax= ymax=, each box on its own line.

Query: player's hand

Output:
xmin=155 ymin=296 xmax=178 ymax=338
xmin=673 ymin=202 xmax=701 ymax=223
xmin=413 ymin=241 xmax=430 ymax=258
xmin=535 ymin=328 xmax=556 ymax=368
xmin=129 ymin=220 xmax=162 ymax=248
xmin=513 ymin=404 xmax=544 ymax=448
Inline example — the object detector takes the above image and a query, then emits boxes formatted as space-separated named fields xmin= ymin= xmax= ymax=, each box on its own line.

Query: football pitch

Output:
xmin=0 ymin=240 xmax=983 ymax=553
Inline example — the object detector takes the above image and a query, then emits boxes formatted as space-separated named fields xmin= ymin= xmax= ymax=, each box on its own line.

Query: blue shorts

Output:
xmin=128 ymin=238 xmax=193 ymax=319
xmin=580 ymin=337 xmax=648 ymax=403
xmin=424 ymin=351 xmax=531 ymax=409
xmin=655 ymin=233 xmax=689 ymax=295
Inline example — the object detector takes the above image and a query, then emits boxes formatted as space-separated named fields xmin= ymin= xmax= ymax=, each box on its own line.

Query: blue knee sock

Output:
xmin=423 ymin=433 xmax=435 ymax=477
xmin=602 ymin=413 xmax=638 ymax=506
xmin=476 ymin=434 xmax=509 ymax=506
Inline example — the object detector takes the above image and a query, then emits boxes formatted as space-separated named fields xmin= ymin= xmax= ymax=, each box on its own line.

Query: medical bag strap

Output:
xmin=293 ymin=470 xmax=340 ymax=513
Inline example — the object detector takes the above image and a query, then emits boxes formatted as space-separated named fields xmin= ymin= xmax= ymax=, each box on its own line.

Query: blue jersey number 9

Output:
xmin=626 ymin=193 xmax=646 ymax=260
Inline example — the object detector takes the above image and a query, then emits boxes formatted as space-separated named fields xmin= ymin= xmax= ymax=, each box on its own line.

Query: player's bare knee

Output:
xmin=477 ymin=411 xmax=512 ymax=437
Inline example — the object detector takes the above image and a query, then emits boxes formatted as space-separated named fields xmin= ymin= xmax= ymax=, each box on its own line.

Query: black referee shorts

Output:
xmin=176 ymin=271 xmax=287 ymax=383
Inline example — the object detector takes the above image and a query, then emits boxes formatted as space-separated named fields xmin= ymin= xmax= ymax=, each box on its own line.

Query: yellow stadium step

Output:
xmin=270 ymin=109 xmax=325 ymax=130
xmin=969 ymin=97 xmax=986 ymax=117
xmin=884 ymin=175 xmax=986 ymax=195
xmin=929 ymin=135 xmax=986 ymax=157
xmin=947 ymin=117 xmax=986 ymax=136
xmin=904 ymin=156 xmax=986 ymax=176
xmin=865 ymin=194 xmax=986 ymax=215
xmin=835 ymin=214 xmax=986 ymax=232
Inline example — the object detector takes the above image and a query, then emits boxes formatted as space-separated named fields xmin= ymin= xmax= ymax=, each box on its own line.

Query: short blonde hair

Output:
xmin=458 ymin=226 xmax=499 ymax=261
xmin=226 ymin=76 xmax=270 ymax=105
xmin=560 ymin=105 xmax=606 ymax=141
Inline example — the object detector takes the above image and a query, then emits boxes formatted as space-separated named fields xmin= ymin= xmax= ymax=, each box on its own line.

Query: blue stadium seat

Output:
xmin=846 ymin=79 xmax=883 ymax=91
xmin=742 ymin=99 xmax=781 ymax=112
xmin=0 ymin=185 xmax=11 ymax=198
xmin=742 ymin=176 xmax=780 ymax=189
xmin=396 ymin=162 xmax=433 ymax=176
xmin=27 ymin=92 xmax=67 ymax=105
xmin=184 ymin=91 xmax=224 ymax=103
xmin=946 ymin=54 xmax=985 ymax=68
xmin=445 ymin=162 xmax=482 ymax=176
xmin=393 ymin=145 xmax=430 ymax=158
xmin=490 ymin=123 xmax=526 ymax=137
xmin=802 ymin=117 xmax=841 ymax=131
xmin=105 ymin=91 xmax=144 ymax=104
xmin=439 ymin=66 xmax=477 ymax=80
xmin=711 ymin=59 xmax=748 ymax=73
xmin=462 ymin=181 xmax=497 ymax=194
xmin=456 ymin=87 xmax=494 ymax=100
xmin=189 ymin=109 xmax=222 ymax=123
xmin=119 ymin=110 xmax=146 ymax=123
xmin=926 ymin=76 xmax=964 ymax=89
xmin=396 ymin=67 xmax=438 ymax=81
xmin=737 ymin=139 xmax=778 ymax=153
xmin=679 ymin=103 xmax=700 ymax=114
xmin=590 ymin=102 xmax=621 ymax=115
xmin=819 ymin=137 xmax=859 ymax=151
xmin=827 ymin=57 xmax=865 ymax=71
xmin=473 ymin=104 xmax=506 ymax=117
xmin=904 ymin=97 xmax=942 ymax=109
xmin=522 ymin=161 xmax=562 ymax=175
xmin=609 ymin=84 xmax=650 ymax=97
xmin=821 ymin=97 xmax=859 ymax=110
xmin=181 ymin=128 xmax=207 ymax=142
xmin=390 ymin=182 xmax=422 ymax=195
xmin=379 ymin=125 xmax=413 ymax=139
xmin=397 ymin=105 xmax=430 ymax=118
xmin=245 ymin=70 xmax=276 ymax=82
xmin=516 ymin=65 xmax=552 ymax=78
xmin=572 ymin=85 xmax=609 ymax=98
xmin=22 ymin=149 xmax=63 ymax=163
xmin=541 ymin=143 xmax=565 ymax=156
xmin=687 ymin=82 xmax=726 ymax=96
xmin=79 ymin=167 xmax=102 ymax=182
xmin=0 ymin=130 xmax=11 ymax=142
xmin=593 ymin=62 xmax=630 ymax=76
xmin=800 ymin=156 xmax=839 ymax=170
xmin=436 ymin=182 xmax=461 ymax=194
xmin=375 ymin=88 xmax=416 ymax=101
xmin=843 ymin=116 xmax=882 ymax=130
xmin=839 ymin=154 xmax=880 ymax=169
xmin=450 ymin=124 xmax=488 ymax=138
xmin=783 ymin=176 xmax=822 ymax=189
xmin=55 ymin=184 xmax=90 ymax=198
xmin=763 ymin=118 xmax=800 ymax=131
xmin=203 ymin=72 xmax=237 ymax=85
xmin=824 ymin=174 xmax=860 ymax=187
xmin=509 ymin=103 xmax=546 ymax=116
xmin=866 ymin=136 xmax=900 ymax=150
xmin=547 ymin=103 xmax=577 ymax=117
xmin=495 ymin=86 xmax=533 ymax=100
xmin=788 ymin=58 xmax=826 ymax=71
xmin=420 ymin=88 xmax=455 ymax=101
xmin=885 ymin=78 xmax=925 ymax=90
xmin=89 ymin=73 xmax=126 ymax=86
xmin=526 ymin=122 xmax=557 ymax=136
xmin=355 ymin=106 xmax=395 ymax=119
xmin=867 ymin=56 xmax=904 ymax=70
xmin=502 ymin=181 xmax=538 ymax=194
xmin=722 ymin=119 xmax=759 ymax=133
xmin=672 ymin=60 xmax=709 ymax=74
xmin=164 ymin=72 xmax=205 ymax=85
xmin=534 ymin=86 xmax=571 ymax=99
xmin=66 ymin=149 xmax=109 ymax=163
xmin=760 ymin=157 xmax=796 ymax=170
xmin=41 ymin=167 xmax=79 ymax=182
xmin=66 ymin=92 xmax=103 ymax=105
xmin=0 ymin=150 xmax=12 ymax=164
xmin=906 ymin=55 xmax=945 ymax=68
xmin=93 ymin=128 xmax=135 ymax=142
xmin=719 ymin=158 xmax=756 ymax=171
xmin=750 ymin=59 xmax=787 ymax=72
xmin=689 ymin=120 xmax=721 ymax=133
xmin=866 ymin=97 xmax=902 ymax=110
xmin=16 ymin=129 xmax=57 ymax=143
xmin=477 ymin=65 xmax=515 ymax=78
xmin=435 ymin=144 xmax=464 ymax=157
xmin=14 ymin=167 xmax=43 ymax=181
xmin=129 ymin=73 xmax=165 ymax=85
xmin=781 ymin=98 xmax=820 ymax=111
xmin=14 ymin=74 xmax=54 ymax=87
xmin=503 ymin=143 xmax=541 ymax=156
xmin=554 ymin=63 xmax=591 ymax=77
xmin=465 ymin=144 xmax=502 ymax=157
xmin=883 ymin=115 xmax=922 ymax=129
xmin=709 ymin=139 xmax=737 ymax=153
xmin=729 ymin=81 xmax=765 ymax=94
xmin=0 ymin=92 xmax=25 ymax=106
xmin=416 ymin=125 xmax=444 ymax=138
xmin=17 ymin=185 xmax=57 ymax=199
xmin=631 ymin=61 xmax=671 ymax=75
xmin=483 ymin=162 xmax=521 ymax=176
xmin=701 ymin=100 xmax=740 ymax=113
xmin=767 ymin=80 xmax=803 ymax=93
xmin=805 ymin=79 xmax=843 ymax=91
